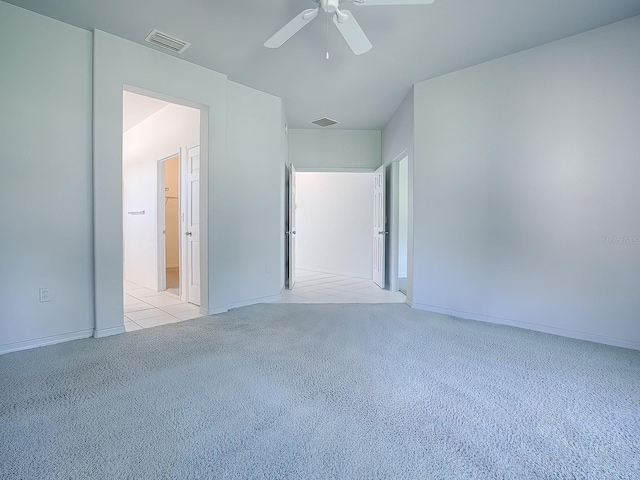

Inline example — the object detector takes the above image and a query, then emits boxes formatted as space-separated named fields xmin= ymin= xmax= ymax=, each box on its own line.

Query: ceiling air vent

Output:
xmin=311 ymin=117 xmax=339 ymax=127
xmin=145 ymin=29 xmax=191 ymax=53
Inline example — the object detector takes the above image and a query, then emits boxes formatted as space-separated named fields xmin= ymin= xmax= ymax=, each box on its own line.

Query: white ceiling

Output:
xmin=7 ymin=0 xmax=640 ymax=129
xmin=122 ymin=91 xmax=169 ymax=132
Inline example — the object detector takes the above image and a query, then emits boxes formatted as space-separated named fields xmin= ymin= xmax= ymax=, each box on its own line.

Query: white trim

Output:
xmin=157 ymin=157 xmax=165 ymax=292
xmin=0 ymin=330 xmax=94 ymax=355
xmin=409 ymin=302 xmax=640 ymax=351
xmin=202 ymin=306 xmax=227 ymax=316
xmin=386 ymin=151 xmax=410 ymax=294
xmin=227 ymin=293 xmax=282 ymax=310
xmin=94 ymin=325 xmax=126 ymax=338
xmin=389 ymin=149 xmax=409 ymax=166
xmin=201 ymin=297 xmax=282 ymax=316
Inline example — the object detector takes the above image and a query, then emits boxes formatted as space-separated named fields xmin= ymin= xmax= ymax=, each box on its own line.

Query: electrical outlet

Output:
xmin=39 ymin=288 xmax=50 ymax=303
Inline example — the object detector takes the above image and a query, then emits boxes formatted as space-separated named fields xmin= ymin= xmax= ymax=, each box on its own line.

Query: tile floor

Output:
xmin=125 ymin=269 xmax=405 ymax=332
xmin=278 ymin=269 xmax=406 ymax=304
xmin=124 ymin=281 xmax=202 ymax=332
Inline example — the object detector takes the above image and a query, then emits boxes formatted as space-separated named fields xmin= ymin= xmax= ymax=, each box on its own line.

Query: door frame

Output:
xmin=286 ymin=164 xmax=297 ymax=289
xmin=386 ymin=151 xmax=411 ymax=295
xmin=285 ymin=166 xmax=378 ymax=285
xmin=118 ymin=86 xmax=206 ymax=319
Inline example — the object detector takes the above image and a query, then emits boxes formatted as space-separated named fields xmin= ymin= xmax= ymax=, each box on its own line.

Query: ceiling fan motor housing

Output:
xmin=320 ymin=0 xmax=341 ymax=14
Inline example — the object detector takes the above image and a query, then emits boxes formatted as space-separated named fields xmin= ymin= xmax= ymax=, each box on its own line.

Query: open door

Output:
xmin=287 ymin=164 xmax=297 ymax=289
xmin=185 ymin=145 xmax=201 ymax=306
xmin=373 ymin=165 xmax=385 ymax=288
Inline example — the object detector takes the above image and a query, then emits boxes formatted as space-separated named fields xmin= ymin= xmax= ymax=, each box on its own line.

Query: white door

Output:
xmin=373 ymin=165 xmax=385 ymax=288
xmin=287 ymin=165 xmax=297 ymax=289
xmin=185 ymin=146 xmax=201 ymax=306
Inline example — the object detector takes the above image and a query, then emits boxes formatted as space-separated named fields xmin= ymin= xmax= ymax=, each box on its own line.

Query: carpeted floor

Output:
xmin=1 ymin=304 xmax=639 ymax=479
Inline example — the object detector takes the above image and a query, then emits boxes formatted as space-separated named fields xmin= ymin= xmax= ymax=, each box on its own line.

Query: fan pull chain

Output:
xmin=326 ymin=10 xmax=330 ymax=60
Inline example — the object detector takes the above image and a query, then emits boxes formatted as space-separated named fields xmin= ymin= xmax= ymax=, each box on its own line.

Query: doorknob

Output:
xmin=286 ymin=231 xmax=297 ymax=235
xmin=378 ymin=231 xmax=388 ymax=235
xmin=185 ymin=232 xmax=192 ymax=236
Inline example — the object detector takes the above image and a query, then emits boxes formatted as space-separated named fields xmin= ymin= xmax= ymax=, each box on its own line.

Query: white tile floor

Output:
xmin=279 ymin=269 xmax=406 ymax=304
xmin=125 ymin=269 xmax=405 ymax=332
xmin=123 ymin=281 xmax=202 ymax=332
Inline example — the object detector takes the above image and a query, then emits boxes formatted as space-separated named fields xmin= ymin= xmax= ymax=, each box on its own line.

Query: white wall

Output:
xmin=219 ymin=81 xmax=285 ymax=306
xmin=122 ymin=103 xmax=200 ymax=290
xmin=382 ymin=90 xmax=414 ymax=168
xmin=289 ymin=129 xmax=381 ymax=170
xmin=0 ymin=5 xmax=287 ymax=352
xmin=94 ymin=31 xmax=287 ymax=331
xmin=296 ymin=172 xmax=374 ymax=278
xmin=0 ymin=3 xmax=94 ymax=353
xmin=93 ymin=30 xmax=229 ymax=335
xmin=412 ymin=17 xmax=640 ymax=349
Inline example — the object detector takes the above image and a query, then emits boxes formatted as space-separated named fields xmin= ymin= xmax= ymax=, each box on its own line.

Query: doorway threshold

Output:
xmin=123 ymin=281 xmax=202 ymax=331
xmin=280 ymin=269 xmax=406 ymax=304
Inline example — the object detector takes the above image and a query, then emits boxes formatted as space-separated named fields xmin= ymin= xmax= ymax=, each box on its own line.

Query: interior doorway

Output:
xmin=385 ymin=154 xmax=411 ymax=296
xmin=121 ymin=89 xmax=202 ymax=331
xmin=283 ymin=168 xmax=405 ymax=304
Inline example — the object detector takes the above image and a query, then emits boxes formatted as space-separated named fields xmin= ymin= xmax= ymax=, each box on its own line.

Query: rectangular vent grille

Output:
xmin=145 ymin=29 xmax=190 ymax=53
xmin=311 ymin=117 xmax=339 ymax=127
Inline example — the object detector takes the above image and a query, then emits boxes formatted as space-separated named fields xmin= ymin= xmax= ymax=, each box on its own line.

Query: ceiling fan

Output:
xmin=264 ymin=0 xmax=436 ymax=56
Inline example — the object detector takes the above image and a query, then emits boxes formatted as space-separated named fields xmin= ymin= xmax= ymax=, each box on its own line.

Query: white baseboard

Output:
xmin=204 ymin=293 xmax=281 ymax=316
xmin=202 ymin=306 xmax=227 ymax=316
xmin=0 ymin=329 xmax=94 ymax=355
xmin=409 ymin=302 xmax=640 ymax=351
xmin=93 ymin=325 xmax=125 ymax=338
xmin=227 ymin=294 xmax=282 ymax=310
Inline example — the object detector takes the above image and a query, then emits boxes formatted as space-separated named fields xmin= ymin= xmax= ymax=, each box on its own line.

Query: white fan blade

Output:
xmin=264 ymin=8 xmax=319 ymax=48
xmin=332 ymin=10 xmax=372 ymax=55
xmin=353 ymin=0 xmax=435 ymax=6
